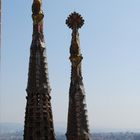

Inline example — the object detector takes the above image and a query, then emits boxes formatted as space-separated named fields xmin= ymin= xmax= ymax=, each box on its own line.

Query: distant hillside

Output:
xmin=0 ymin=123 xmax=23 ymax=134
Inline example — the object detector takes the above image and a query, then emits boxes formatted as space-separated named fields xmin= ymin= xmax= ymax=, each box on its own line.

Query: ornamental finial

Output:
xmin=66 ymin=12 xmax=84 ymax=30
xmin=32 ymin=0 xmax=44 ymax=24
xmin=66 ymin=12 xmax=84 ymax=68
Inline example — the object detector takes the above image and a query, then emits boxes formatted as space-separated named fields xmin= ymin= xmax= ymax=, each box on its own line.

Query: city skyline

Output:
xmin=1 ymin=0 xmax=140 ymax=132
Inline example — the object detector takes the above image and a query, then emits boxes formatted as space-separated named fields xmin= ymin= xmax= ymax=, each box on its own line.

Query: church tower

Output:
xmin=66 ymin=12 xmax=90 ymax=140
xmin=24 ymin=0 xmax=55 ymax=139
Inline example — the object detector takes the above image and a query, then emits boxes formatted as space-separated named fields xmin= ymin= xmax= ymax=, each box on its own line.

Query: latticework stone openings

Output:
xmin=66 ymin=12 xmax=91 ymax=140
xmin=23 ymin=0 xmax=55 ymax=140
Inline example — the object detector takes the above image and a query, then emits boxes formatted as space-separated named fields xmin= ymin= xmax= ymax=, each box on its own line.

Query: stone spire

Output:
xmin=23 ymin=0 xmax=55 ymax=139
xmin=66 ymin=12 xmax=90 ymax=140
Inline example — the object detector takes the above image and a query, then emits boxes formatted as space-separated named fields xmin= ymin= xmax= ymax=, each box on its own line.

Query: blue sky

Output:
xmin=1 ymin=0 xmax=140 ymax=132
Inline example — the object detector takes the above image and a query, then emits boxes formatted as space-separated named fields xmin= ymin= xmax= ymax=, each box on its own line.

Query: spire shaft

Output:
xmin=24 ymin=1 xmax=55 ymax=140
xmin=66 ymin=12 xmax=90 ymax=140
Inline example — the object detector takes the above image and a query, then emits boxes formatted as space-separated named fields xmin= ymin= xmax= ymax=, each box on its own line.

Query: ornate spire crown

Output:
xmin=66 ymin=12 xmax=84 ymax=68
xmin=66 ymin=12 xmax=84 ymax=30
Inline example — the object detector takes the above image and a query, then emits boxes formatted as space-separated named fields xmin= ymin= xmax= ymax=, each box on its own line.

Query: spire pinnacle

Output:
xmin=32 ymin=0 xmax=44 ymax=24
xmin=66 ymin=12 xmax=84 ymax=68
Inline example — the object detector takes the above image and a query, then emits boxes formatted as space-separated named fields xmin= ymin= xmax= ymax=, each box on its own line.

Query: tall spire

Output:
xmin=23 ymin=0 xmax=55 ymax=139
xmin=66 ymin=12 xmax=90 ymax=140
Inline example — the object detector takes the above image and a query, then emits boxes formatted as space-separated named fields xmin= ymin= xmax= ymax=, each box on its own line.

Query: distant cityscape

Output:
xmin=0 ymin=123 xmax=140 ymax=140
xmin=0 ymin=131 xmax=140 ymax=140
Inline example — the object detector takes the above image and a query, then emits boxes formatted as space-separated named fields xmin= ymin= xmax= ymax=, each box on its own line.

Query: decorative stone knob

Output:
xmin=32 ymin=0 xmax=44 ymax=24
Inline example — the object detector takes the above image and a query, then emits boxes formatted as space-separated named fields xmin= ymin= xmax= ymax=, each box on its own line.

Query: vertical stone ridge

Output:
xmin=66 ymin=12 xmax=91 ymax=140
xmin=24 ymin=0 xmax=55 ymax=140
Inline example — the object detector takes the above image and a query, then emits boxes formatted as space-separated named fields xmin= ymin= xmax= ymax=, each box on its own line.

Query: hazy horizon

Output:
xmin=1 ymin=0 xmax=140 ymax=132
xmin=1 ymin=122 xmax=140 ymax=133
